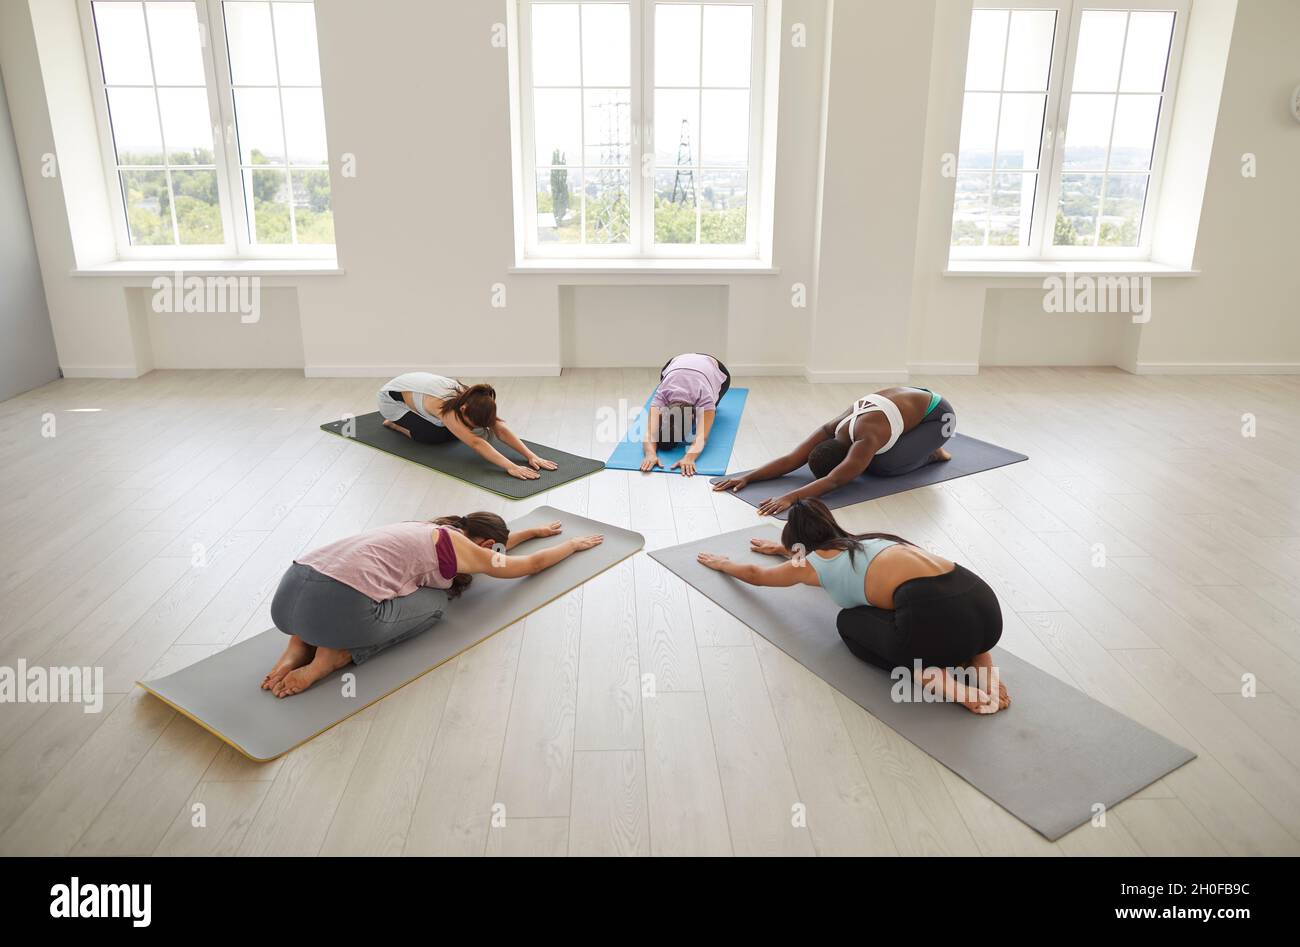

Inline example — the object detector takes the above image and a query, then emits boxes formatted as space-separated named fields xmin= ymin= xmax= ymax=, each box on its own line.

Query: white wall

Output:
xmin=2 ymin=0 xmax=1297 ymax=382
xmin=0 ymin=64 xmax=61 ymax=399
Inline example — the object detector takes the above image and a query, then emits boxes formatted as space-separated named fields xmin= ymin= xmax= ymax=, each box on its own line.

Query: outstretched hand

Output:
xmin=535 ymin=521 xmax=563 ymax=538
xmin=697 ymin=552 xmax=729 ymax=572
xmin=528 ymin=454 xmax=559 ymax=471
xmin=756 ymin=495 xmax=795 ymax=517
xmin=712 ymin=476 xmax=749 ymax=493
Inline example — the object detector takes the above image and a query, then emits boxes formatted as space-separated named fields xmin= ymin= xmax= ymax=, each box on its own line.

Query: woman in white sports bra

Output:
xmin=713 ymin=386 xmax=956 ymax=516
xmin=377 ymin=371 xmax=559 ymax=482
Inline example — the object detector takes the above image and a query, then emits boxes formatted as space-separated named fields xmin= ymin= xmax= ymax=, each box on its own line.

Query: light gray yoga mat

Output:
xmin=140 ymin=507 xmax=644 ymax=761
xmin=711 ymin=433 xmax=1028 ymax=519
xmin=650 ymin=525 xmax=1196 ymax=841
xmin=321 ymin=411 xmax=605 ymax=499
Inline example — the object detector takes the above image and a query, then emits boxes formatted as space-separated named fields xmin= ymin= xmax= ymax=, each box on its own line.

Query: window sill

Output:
xmin=509 ymin=258 xmax=779 ymax=276
xmin=944 ymin=260 xmax=1200 ymax=279
xmin=71 ymin=259 xmax=344 ymax=278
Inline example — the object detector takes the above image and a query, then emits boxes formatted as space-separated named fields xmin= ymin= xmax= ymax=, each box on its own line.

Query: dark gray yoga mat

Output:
xmin=140 ymin=507 xmax=643 ymax=761
xmin=321 ymin=411 xmax=604 ymax=499
xmin=711 ymin=433 xmax=1028 ymax=519
xmin=650 ymin=525 xmax=1196 ymax=841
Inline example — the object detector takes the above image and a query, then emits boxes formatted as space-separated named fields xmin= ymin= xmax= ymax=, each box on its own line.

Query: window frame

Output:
xmin=78 ymin=0 xmax=335 ymax=261
xmin=951 ymin=0 xmax=1189 ymax=263
xmin=514 ymin=0 xmax=768 ymax=262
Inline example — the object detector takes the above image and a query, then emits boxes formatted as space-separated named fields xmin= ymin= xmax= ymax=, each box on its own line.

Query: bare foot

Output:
xmin=262 ymin=635 xmax=314 ymax=691
xmin=929 ymin=446 xmax=952 ymax=464
xmin=382 ymin=419 xmax=412 ymax=439
xmin=958 ymin=687 xmax=1001 ymax=715
xmin=272 ymin=647 xmax=352 ymax=698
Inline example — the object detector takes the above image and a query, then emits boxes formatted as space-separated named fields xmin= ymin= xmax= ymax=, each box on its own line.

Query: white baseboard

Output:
xmin=908 ymin=362 xmax=980 ymax=376
xmin=305 ymin=364 xmax=562 ymax=378
xmin=803 ymin=368 xmax=911 ymax=384
xmin=726 ymin=363 xmax=805 ymax=376
xmin=1133 ymin=361 xmax=1300 ymax=375
xmin=59 ymin=364 xmax=144 ymax=379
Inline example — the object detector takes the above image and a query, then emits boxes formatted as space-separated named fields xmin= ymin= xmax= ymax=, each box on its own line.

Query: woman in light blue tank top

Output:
xmin=697 ymin=499 xmax=1009 ymax=715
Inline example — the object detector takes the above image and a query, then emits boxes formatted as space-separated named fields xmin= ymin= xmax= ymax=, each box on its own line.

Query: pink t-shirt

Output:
xmin=651 ymin=353 xmax=727 ymax=412
xmin=296 ymin=522 xmax=458 ymax=601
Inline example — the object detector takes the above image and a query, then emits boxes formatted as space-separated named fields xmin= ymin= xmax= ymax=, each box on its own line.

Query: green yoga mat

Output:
xmin=321 ymin=411 xmax=605 ymax=499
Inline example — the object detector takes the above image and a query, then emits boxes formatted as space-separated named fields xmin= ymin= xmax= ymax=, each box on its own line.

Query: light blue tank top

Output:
xmin=805 ymin=539 xmax=898 ymax=608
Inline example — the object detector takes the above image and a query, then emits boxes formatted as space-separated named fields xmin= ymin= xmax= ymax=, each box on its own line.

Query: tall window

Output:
xmin=950 ymin=0 xmax=1186 ymax=260
xmin=516 ymin=0 xmax=767 ymax=260
xmin=82 ymin=0 xmax=334 ymax=258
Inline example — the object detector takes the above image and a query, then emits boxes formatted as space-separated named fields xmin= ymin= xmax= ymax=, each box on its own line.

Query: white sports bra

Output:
xmin=834 ymin=394 xmax=904 ymax=454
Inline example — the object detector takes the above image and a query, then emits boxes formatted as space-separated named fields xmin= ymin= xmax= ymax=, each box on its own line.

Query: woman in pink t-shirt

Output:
xmin=641 ymin=353 xmax=733 ymax=477
xmin=263 ymin=513 xmax=604 ymax=697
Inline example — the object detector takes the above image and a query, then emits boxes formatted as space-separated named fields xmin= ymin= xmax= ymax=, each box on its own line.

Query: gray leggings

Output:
xmin=270 ymin=562 xmax=448 ymax=665
xmin=869 ymin=397 xmax=956 ymax=477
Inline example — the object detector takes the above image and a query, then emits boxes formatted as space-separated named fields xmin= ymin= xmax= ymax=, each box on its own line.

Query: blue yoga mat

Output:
xmin=605 ymin=388 xmax=748 ymax=476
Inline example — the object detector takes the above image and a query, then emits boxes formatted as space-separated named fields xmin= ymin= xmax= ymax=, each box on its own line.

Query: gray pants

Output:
xmin=870 ymin=397 xmax=956 ymax=477
xmin=270 ymin=563 xmax=447 ymax=665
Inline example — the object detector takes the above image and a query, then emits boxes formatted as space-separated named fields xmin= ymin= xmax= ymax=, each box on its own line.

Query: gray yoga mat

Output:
xmin=321 ymin=411 xmax=605 ymax=499
xmin=650 ymin=525 xmax=1196 ymax=841
xmin=711 ymin=433 xmax=1028 ymax=519
xmin=140 ymin=507 xmax=644 ymax=761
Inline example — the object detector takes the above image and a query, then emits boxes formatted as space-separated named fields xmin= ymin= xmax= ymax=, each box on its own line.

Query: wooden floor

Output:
xmin=0 ymin=367 xmax=1298 ymax=856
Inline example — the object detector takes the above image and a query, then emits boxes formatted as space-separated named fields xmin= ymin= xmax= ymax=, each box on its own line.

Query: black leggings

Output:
xmin=836 ymin=564 xmax=1002 ymax=672
xmin=387 ymin=391 xmax=457 ymax=445
xmin=869 ymin=396 xmax=955 ymax=477
xmin=659 ymin=354 xmax=732 ymax=403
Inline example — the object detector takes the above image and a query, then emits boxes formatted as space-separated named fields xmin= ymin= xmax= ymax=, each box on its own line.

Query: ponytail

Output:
xmin=439 ymin=382 xmax=501 ymax=435
xmin=780 ymin=498 xmax=910 ymax=564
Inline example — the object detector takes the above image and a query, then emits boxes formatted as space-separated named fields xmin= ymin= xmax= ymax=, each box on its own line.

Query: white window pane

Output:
xmin=584 ymin=89 xmax=631 ymax=166
xmin=957 ymin=92 xmax=998 ymax=169
xmin=107 ymin=87 xmax=164 ymax=164
xmin=655 ymin=3 xmax=701 ymax=87
xmin=655 ymin=169 xmax=697 ymax=244
xmin=585 ymin=169 xmax=630 ymax=244
xmin=701 ymin=4 xmax=752 ymax=87
xmin=171 ymin=168 xmax=223 ymax=243
xmin=581 ymin=3 xmax=629 ymax=86
xmin=291 ymin=168 xmax=333 ymax=243
xmin=537 ymin=168 xmax=582 ymax=243
xmin=1071 ymin=10 xmax=1127 ymax=92
xmin=272 ymin=1 xmax=322 ymax=85
xmin=234 ymin=87 xmax=286 ymax=164
xmin=281 ymin=87 xmax=328 ymax=165
xmin=246 ymin=167 xmax=292 ymax=242
xmin=93 ymin=2 xmax=154 ymax=85
xmin=1002 ymin=10 xmax=1056 ymax=92
xmin=1109 ymin=95 xmax=1160 ymax=171
xmin=225 ymin=1 xmax=279 ymax=85
xmin=158 ymin=87 xmax=215 ymax=163
xmin=700 ymin=170 xmax=745 ymax=244
xmin=1120 ymin=11 xmax=1175 ymax=93
xmin=700 ymin=89 xmax=748 ymax=167
xmin=121 ymin=169 xmax=173 ymax=244
xmin=533 ymin=88 xmax=583 ymax=168
xmin=995 ymin=93 xmax=1046 ymax=170
xmin=145 ymin=1 xmax=206 ymax=85
xmin=1062 ymin=94 xmax=1114 ymax=170
xmin=964 ymin=9 xmax=1008 ymax=90
xmin=1055 ymin=173 xmax=1103 ymax=246
xmin=655 ymin=89 xmax=699 ymax=166
xmin=989 ymin=171 xmax=1036 ymax=246
xmin=1098 ymin=173 xmax=1147 ymax=246
xmin=531 ymin=3 xmax=581 ymax=86
xmin=951 ymin=171 xmax=991 ymax=247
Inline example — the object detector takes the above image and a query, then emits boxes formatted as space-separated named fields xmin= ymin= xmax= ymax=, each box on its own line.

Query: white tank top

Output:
xmin=834 ymin=394 xmax=905 ymax=454
xmin=378 ymin=372 xmax=460 ymax=426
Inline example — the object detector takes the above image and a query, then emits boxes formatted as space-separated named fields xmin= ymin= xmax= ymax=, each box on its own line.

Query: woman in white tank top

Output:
xmin=713 ymin=386 xmax=956 ymax=516
xmin=377 ymin=371 xmax=559 ymax=482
